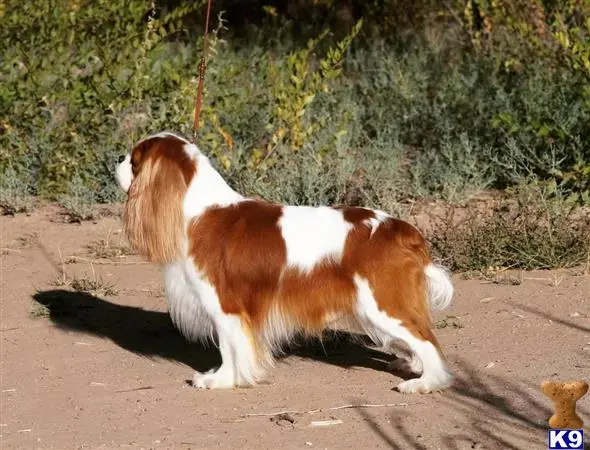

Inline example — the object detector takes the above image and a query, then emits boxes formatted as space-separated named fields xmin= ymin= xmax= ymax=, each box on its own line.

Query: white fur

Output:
xmin=183 ymin=152 xmax=244 ymax=220
xmin=191 ymin=312 xmax=260 ymax=389
xmin=279 ymin=206 xmax=352 ymax=272
xmin=182 ymin=141 xmax=200 ymax=160
xmin=164 ymin=261 xmax=214 ymax=344
xmin=425 ymin=263 xmax=454 ymax=311
xmin=261 ymin=304 xmax=294 ymax=359
xmin=115 ymin=154 xmax=133 ymax=193
xmin=353 ymin=275 xmax=454 ymax=393
xmin=166 ymin=259 xmax=262 ymax=388
xmin=364 ymin=208 xmax=391 ymax=237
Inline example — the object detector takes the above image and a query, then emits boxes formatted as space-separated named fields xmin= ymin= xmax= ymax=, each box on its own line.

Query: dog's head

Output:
xmin=115 ymin=132 xmax=197 ymax=264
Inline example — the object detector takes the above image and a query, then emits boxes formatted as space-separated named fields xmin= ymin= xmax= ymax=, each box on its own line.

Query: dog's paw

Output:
xmin=396 ymin=378 xmax=433 ymax=394
xmin=395 ymin=372 xmax=454 ymax=394
xmin=192 ymin=367 xmax=235 ymax=389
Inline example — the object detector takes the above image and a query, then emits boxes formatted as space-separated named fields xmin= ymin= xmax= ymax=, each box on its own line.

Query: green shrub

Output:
xmin=1 ymin=0 xmax=588 ymax=211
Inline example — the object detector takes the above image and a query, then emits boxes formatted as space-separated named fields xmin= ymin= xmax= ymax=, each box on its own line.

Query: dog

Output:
xmin=115 ymin=131 xmax=454 ymax=393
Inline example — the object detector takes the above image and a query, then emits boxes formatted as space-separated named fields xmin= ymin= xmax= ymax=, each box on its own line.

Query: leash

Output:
xmin=192 ymin=0 xmax=213 ymax=143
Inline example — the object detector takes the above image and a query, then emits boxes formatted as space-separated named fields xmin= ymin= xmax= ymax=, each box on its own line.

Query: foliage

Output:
xmin=1 ymin=0 xmax=201 ymax=199
xmin=267 ymin=19 xmax=363 ymax=154
xmin=462 ymin=0 xmax=590 ymax=200
xmin=1 ymin=0 xmax=589 ymax=214
xmin=0 ymin=166 xmax=34 ymax=214
xmin=427 ymin=183 xmax=590 ymax=271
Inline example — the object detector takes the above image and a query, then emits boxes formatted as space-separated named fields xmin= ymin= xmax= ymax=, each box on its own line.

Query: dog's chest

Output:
xmin=163 ymin=261 xmax=215 ymax=343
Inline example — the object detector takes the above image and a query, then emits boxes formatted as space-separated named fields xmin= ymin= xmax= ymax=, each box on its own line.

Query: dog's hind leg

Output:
xmin=353 ymin=274 xmax=453 ymax=394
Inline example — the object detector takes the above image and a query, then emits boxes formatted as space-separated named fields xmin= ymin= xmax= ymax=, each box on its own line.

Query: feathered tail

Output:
xmin=424 ymin=264 xmax=454 ymax=311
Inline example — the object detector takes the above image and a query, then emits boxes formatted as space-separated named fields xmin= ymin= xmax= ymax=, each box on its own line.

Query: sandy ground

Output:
xmin=1 ymin=205 xmax=589 ymax=450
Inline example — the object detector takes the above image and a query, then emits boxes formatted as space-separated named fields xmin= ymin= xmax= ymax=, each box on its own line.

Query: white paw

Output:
xmin=388 ymin=355 xmax=423 ymax=375
xmin=396 ymin=378 xmax=432 ymax=394
xmin=396 ymin=373 xmax=454 ymax=394
xmin=192 ymin=367 xmax=235 ymax=389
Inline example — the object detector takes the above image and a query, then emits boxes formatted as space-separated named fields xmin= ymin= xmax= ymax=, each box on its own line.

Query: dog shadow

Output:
xmin=32 ymin=289 xmax=221 ymax=372
xmin=32 ymin=290 xmax=413 ymax=380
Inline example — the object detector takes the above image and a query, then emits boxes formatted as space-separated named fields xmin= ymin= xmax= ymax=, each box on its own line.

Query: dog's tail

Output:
xmin=424 ymin=263 xmax=454 ymax=311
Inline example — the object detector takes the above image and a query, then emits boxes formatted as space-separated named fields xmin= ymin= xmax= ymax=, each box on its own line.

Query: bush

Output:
xmin=1 ymin=0 xmax=589 ymax=211
xmin=427 ymin=183 xmax=590 ymax=271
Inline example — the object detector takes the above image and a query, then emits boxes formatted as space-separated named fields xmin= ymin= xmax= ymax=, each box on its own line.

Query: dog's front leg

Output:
xmin=192 ymin=314 xmax=262 ymax=389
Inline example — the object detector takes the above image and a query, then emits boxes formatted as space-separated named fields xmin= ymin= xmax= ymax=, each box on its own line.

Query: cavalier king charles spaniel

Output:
xmin=115 ymin=131 xmax=454 ymax=393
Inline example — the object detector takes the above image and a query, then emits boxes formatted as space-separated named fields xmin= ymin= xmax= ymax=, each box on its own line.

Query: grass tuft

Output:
xmin=435 ymin=315 xmax=463 ymax=330
xmin=85 ymin=238 xmax=135 ymax=260
xmin=52 ymin=266 xmax=118 ymax=297
xmin=427 ymin=185 xmax=590 ymax=272
xmin=30 ymin=303 xmax=50 ymax=319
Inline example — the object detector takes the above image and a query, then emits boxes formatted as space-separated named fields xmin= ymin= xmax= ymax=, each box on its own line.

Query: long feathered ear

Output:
xmin=123 ymin=156 xmax=188 ymax=264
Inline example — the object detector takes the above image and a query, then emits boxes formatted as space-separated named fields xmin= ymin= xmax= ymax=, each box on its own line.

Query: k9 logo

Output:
xmin=548 ymin=429 xmax=584 ymax=449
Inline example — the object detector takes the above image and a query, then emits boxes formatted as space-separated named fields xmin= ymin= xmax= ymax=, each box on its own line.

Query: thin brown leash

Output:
xmin=192 ymin=0 xmax=213 ymax=143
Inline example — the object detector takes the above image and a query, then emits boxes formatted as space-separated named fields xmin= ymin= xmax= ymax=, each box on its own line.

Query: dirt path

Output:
xmin=1 ymin=206 xmax=589 ymax=449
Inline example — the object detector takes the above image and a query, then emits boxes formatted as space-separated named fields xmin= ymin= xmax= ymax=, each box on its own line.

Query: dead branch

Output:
xmin=242 ymin=402 xmax=413 ymax=418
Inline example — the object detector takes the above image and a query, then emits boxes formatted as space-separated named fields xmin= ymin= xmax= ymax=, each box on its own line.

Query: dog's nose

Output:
xmin=118 ymin=155 xmax=126 ymax=163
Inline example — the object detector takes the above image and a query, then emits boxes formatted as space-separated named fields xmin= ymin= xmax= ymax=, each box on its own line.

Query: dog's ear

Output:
xmin=124 ymin=155 xmax=187 ymax=264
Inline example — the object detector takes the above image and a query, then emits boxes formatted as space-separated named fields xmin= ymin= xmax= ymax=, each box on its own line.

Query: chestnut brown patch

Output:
xmin=343 ymin=217 xmax=439 ymax=346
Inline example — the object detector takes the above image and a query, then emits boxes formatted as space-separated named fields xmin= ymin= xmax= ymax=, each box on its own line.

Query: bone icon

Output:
xmin=542 ymin=380 xmax=588 ymax=429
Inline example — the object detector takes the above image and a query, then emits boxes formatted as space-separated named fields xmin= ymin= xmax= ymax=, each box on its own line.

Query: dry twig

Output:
xmin=242 ymin=402 xmax=412 ymax=418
